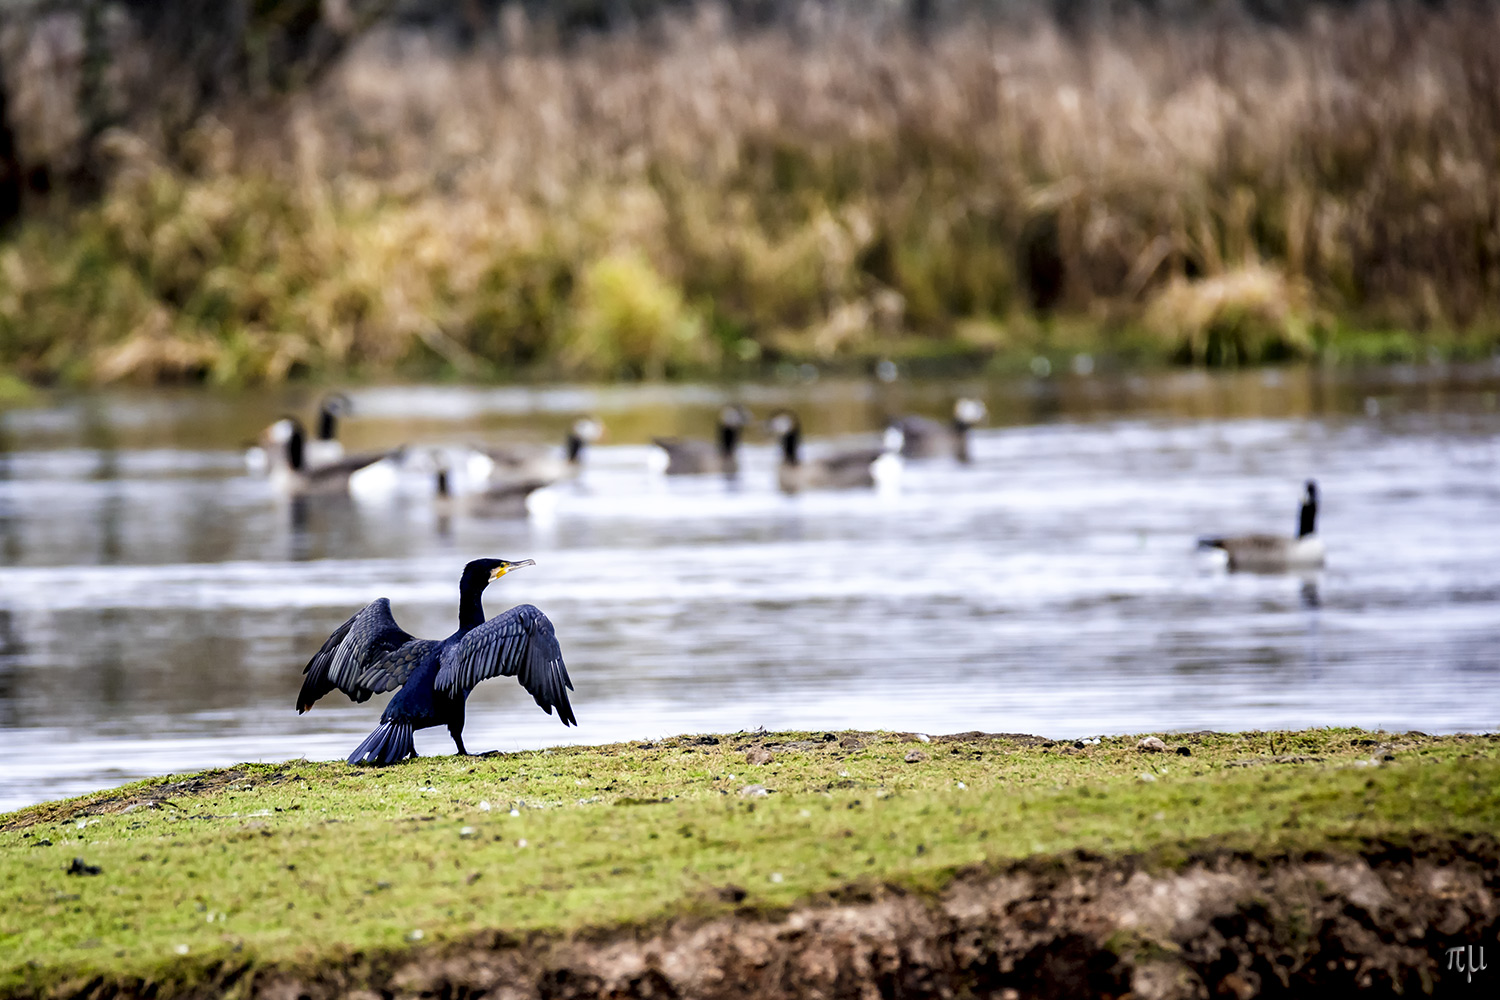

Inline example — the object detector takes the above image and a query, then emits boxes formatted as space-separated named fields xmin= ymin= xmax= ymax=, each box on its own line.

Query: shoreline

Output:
xmin=3 ymin=728 xmax=1496 ymax=998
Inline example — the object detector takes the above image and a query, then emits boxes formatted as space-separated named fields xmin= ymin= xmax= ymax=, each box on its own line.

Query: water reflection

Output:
xmin=0 ymin=365 xmax=1497 ymax=809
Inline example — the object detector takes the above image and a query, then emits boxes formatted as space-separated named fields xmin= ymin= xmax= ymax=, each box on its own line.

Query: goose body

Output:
xmin=1199 ymin=480 xmax=1325 ymax=572
xmin=472 ymin=417 xmax=602 ymax=485
xmin=435 ymin=465 xmax=552 ymax=519
xmin=892 ymin=398 xmax=987 ymax=463
xmin=651 ymin=405 xmax=750 ymax=476
xmin=770 ymin=411 xmax=901 ymax=493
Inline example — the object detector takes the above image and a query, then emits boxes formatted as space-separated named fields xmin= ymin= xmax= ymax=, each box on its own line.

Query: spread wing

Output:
xmin=436 ymin=604 xmax=575 ymax=725
xmin=296 ymin=598 xmax=420 ymax=712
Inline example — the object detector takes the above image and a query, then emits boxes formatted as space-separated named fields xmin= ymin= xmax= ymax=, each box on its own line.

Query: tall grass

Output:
xmin=2 ymin=1 xmax=1498 ymax=384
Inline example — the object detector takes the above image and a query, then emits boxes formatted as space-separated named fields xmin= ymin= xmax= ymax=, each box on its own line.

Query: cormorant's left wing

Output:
xmin=436 ymin=604 xmax=575 ymax=725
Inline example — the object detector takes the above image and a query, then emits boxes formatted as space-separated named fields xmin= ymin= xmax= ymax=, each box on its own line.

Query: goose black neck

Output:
xmin=457 ymin=576 xmax=489 ymax=633
xmin=718 ymin=421 xmax=741 ymax=459
xmin=317 ymin=407 xmax=338 ymax=442
xmin=780 ymin=424 xmax=801 ymax=465
xmin=1298 ymin=497 xmax=1317 ymax=538
xmin=953 ymin=423 xmax=972 ymax=464
xmin=436 ymin=468 xmax=450 ymax=498
xmin=566 ymin=432 xmax=583 ymax=463
xmin=285 ymin=423 xmax=305 ymax=471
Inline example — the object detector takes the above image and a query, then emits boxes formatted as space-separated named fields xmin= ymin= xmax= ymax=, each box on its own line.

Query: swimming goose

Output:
xmin=891 ymin=398 xmax=987 ymax=463
xmin=266 ymin=417 xmax=401 ymax=498
xmin=434 ymin=463 xmax=552 ymax=519
xmin=472 ymin=417 xmax=603 ymax=484
xmin=650 ymin=405 xmax=751 ymax=476
xmin=1198 ymin=480 xmax=1326 ymax=572
xmin=245 ymin=394 xmax=352 ymax=474
xmin=769 ymin=411 xmax=901 ymax=493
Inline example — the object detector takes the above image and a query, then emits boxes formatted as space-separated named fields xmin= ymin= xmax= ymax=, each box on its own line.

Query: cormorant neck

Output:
xmin=954 ymin=424 xmax=971 ymax=464
xmin=1298 ymin=497 xmax=1317 ymax=538
xmin=436 ymin=468 xmax=450 ymax=498
xmin=566 ymin=432 xmax=583 ymax=463
xmin=780 ymin=425 xmax=800 ymax=466
xmin=718 ymin=421 xmax=741 ymax=459
xmin=458 ymin=578 xmax=489 ymax=632
xmin=317 ymin=408 xmax=337 ymax=442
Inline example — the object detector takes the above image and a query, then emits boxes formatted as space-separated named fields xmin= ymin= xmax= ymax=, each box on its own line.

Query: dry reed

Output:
xmin=1 ymin=1 xmax=1497 ymax=384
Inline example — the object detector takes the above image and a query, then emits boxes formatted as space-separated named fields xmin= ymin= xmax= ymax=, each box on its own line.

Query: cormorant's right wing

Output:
xmin=296 ymin=598 xmax=417 ymax=712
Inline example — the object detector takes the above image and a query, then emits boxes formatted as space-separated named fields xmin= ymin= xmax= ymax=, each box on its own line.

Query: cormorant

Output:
xmin=265 ymin=417 xmax=401 ymax=497
xmin=891 ymin=398 xmax=987 ymax=463
xmin=769 ymin=411 xmax=902 ymax=493
xmin=296 ymin=557 xmax=574 ymax=765
xmin=471 ymin=417 xmax=603 ymax=484
xmin=650 ymin=405 xmax=751 ymax=476
xmin=1198 ymin=480 xmax=1325 ymax=572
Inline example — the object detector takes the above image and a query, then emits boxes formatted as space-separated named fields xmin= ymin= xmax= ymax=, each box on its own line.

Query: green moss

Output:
xmin=0 ymin=729 xmax=1495 ymax=992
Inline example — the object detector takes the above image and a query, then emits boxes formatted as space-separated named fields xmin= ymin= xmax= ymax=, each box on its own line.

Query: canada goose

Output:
xmin=245 ymin=394 xmax=352 ymax=473
xmin=472 ymin=417 xmax=603 ymax=485
xmin=434 ymin=463 xmax=552 ymax=519
xmin=769 ymin=411 xmax=902 ymax=493
xmin=1198 ymin=480 xmax=1326 ymax=572
xmin=650 ymin=405 xmax=751 ymax=476
xmin=891 ymin=398 xmax=987 ymax=463
xmin=265 ymin=417 xmax=401 ymax=498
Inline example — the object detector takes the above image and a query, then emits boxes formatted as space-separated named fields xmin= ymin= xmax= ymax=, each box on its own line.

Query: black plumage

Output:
xmin=296 ymin=558 xmax=575 ymax=765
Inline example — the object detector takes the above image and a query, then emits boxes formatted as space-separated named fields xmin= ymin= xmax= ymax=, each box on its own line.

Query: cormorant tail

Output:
xmin=347 ymin=721 xmax=415 ymax=766
xmin=1196 ymin=536 xmax=1227 ymax=551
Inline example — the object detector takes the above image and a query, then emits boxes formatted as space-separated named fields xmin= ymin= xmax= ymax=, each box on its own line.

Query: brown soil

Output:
xmin=48 ymin=837 xmax=1499 ymax=1000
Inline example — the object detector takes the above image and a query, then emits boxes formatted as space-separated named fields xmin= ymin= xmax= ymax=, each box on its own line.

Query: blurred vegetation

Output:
xmin=0 ymin=0 xmax=1497 ymax=385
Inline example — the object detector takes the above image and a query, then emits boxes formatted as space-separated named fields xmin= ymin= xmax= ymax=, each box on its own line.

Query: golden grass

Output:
xmin=1 ymin=2 xmax=1498 ymax=384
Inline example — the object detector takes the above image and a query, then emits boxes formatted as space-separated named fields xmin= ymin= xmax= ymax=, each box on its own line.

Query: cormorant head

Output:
xmin=718 ymin=405 xmax=751 ymax=429
xmin=462 ymin=557 xmax=536 ymax=591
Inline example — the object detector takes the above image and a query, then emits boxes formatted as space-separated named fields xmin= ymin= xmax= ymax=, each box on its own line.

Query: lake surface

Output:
xmin=1 ymin=364 xmax=1497 ymax=810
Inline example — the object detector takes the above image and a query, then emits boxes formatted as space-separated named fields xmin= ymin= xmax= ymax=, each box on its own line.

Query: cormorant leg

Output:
xmin=448 ymin=701 xmax=470 ymax=756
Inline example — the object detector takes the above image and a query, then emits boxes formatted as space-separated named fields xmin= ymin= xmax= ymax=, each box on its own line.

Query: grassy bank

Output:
xmin=0 ymin=728 xmax=1495 ymax=995
xmin=1 ymin=3 xmax=1499 ymax=387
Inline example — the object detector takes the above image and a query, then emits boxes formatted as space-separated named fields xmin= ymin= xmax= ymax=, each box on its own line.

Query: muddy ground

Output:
xmin=41 ymin=836 xmax=1497 ymax=1000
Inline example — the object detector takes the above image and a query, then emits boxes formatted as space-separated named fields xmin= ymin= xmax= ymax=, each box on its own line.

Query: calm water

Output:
xmin=1 ymin=365 xmax=1497 ymax=810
